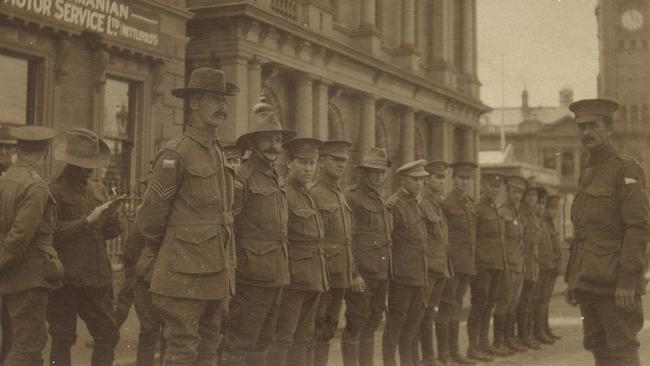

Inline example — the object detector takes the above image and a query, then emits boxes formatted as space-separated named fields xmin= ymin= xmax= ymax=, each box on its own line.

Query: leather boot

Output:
xmin=479 ymin=312 xmax=505 ymax=357
xmin=436 ymin=322 xmax=451 ymax=365
xmin=504 ymin=314 xmax=527 ymax=353
xmin=418 ymin=319 xmax=437 ymax=366
xmin=492 ymin=315 xmax=514 ymax=356
xmin=534 ymin=305 xmax=554 ymax=345
xmin=449 ymin=321 xmax=475 ymax=365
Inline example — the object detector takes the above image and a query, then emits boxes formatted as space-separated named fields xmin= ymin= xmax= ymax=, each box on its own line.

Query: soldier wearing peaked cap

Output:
xmin=48 ymin=128 xmax=122 ymax=366
xmin=437 ymin=161 xmax=477 ymax=365
xmin=514 ymin=180 xmax=543 ymax=351
xmin=220 ymin=98 xmax=296 ymax=366
xmin=310 ymin=139 xmax=365 ymax=366
xmin=466 ymin=172 xmax=508 ymax=362
xmin=136 ymin=67 xmax=239 ymax=366
xmin=565 ymin=99 xmax=650 ymax=366
xmin=531 ymin=187 xmax=556 ymax=346
xmin=493 ymin=175 xmax=527 ymax=354
xmin=341 ymin=147 xmax=393 ymax=366
xmin=0 ymin=126 xmax=62 ymax=365
xmin=267 ymin=137 xmax=329 ymax=366
xmin=382 ymin=160 xmax=429 ymax=366
xmin=412 ymin=160 xmax=452 ymax=366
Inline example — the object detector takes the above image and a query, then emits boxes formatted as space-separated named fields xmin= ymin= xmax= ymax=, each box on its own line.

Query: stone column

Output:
xmin=361 ymin=0 xmax=376 ymax=28
xmin=446 ymin=0 xmax=455 ymax=68
xmin=313 ymin=79 xmax=330 ymax=139
xmin=401 ymin=0 xmax=415 ymax=48
xmin=221 ymin=56 xmax=249 ymax=141
xmin=248 ymin=58 xmax=262 ymax=122
xmin=463 ymin=126 xmax=474 ymax=161
xmin=294 ymin=73 xmax=314 ymax=137
xmin=400 ymin=107 xmax=415 ymax=163
xmin=430 ymin=117 xmax=450 ymax=161
xmin=462 ymin=0 xmax=475 ymax=75
xmin=358 ymin=94 xmax=376 ymax=159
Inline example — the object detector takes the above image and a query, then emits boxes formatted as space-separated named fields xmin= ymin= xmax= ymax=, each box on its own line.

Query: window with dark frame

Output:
xmin=0 ymin=52 xmax=38 ymax=126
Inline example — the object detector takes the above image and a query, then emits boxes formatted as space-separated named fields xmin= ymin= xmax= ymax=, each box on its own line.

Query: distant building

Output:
xmin=480 ymin=88 xmax=583 ymax=193
xmin=596 ymin=0 xmax=650 ymax=177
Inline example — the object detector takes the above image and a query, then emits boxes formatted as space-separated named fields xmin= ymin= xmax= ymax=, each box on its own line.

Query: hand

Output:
xmin=86 ymin=202 xmax=111 ymax=224
xmin=615 ymin=286 xmax=637 ymax=312
xmin=565 ymin=289 xmax=578 ymax=307
xmin=105 ymin=195 xmax=126 ymax=217
xmin=351 ymin=276 xmax=366 ymax=293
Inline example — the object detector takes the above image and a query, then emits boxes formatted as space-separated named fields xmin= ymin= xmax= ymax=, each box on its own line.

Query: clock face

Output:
xmin=622 ymin=9 xmax=644 ymax=31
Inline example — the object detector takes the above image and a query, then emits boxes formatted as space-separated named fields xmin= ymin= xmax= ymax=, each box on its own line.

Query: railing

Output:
xmin=271 ymin=0 xmax=298 ymax=20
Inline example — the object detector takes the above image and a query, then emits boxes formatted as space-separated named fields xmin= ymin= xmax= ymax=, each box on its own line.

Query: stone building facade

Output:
xmin=0 ymin=0 xmax=191 ymax=191
xmin=185 ymin=0 xmax=489 ymax=193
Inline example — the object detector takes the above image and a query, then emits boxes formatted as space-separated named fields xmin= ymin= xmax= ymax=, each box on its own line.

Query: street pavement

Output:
xmin=39 ymin=281 xmax=650 ymax=365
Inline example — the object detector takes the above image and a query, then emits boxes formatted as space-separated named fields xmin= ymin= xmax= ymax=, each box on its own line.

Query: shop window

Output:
xmin=102 ymin=77 xmax=137 ymax=195
xmin=561 ymin=151 xmax=574 ymax=176
xmin=542 ymin=149 xmax=557 ymax=170
xmin=0 ymin=53 xmax=37 ymax=126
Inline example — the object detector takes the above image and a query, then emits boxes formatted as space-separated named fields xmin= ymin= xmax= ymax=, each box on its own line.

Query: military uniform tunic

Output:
xmin=136 ymin=125 xmax=236 ymax=300
xmin=568 ymin=142 xmax=650 ymax=366
xmin=442 ymin=190 xmax=477 ymax=275
xmin=0 ymin=162 xmax=62 ymax=365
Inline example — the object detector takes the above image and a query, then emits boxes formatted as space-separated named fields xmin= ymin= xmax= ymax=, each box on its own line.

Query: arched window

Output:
xmin=561 ymin=151 xmax=574 ymax=177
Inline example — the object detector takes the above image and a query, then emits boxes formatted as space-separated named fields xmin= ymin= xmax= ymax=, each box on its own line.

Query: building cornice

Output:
xmin=188 ymin=3 xmax=491 ymax=116
xmin=141 ymin=0 xmax=195 ymax=19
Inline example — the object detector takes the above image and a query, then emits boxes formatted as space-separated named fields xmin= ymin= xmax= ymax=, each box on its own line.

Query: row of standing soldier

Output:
xmin=0 ymin=65 xmax=645 ymax=366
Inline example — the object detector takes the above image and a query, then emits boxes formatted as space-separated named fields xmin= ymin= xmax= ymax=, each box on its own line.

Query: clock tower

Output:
xmin=597 ymin=0 xmax=650 ymax=173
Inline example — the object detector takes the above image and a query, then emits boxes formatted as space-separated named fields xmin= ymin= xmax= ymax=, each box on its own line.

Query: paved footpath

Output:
xmin=40 ymin=281 xmax=650 ymax=365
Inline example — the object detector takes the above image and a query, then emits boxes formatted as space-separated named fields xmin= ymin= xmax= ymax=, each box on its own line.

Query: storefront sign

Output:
xmin=1 ymin=0 xmax=160 ymax=48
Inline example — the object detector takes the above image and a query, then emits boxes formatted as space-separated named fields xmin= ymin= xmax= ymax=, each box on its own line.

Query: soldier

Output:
xmin=136 ymin=67 xmax=239 ymax=365
xmin=0 ymin=125 xmax=16 ymax=365
xmin=413 ymin=160 xmax=452 ymax=366
xmin=565 ymin=99 xmax=649 ymax=366
xmin=0 ymin=126 xmax=62 ymax=365
xmin=437 ymin=161 xmax=477 ymax=366
xmin=342 ymin=147 xmax=392 ymax=366
xmin=310 ymin=140 xmax=366 ymax=366
xmin=47 ymin=128 xmax=122 ymax=366
xmin=266 ymin=137 xmax=329 ymax=366
xmin=219 ymin=98 xmax=296 ymax=366
xmin=494 ymin=175 xmax=527 ymax=354
xmin=541 ymin=194 xmax=562 ymax=340
xmin=531 ymin=187 xmax=555 ymax=346
xmin=223 ymin=143 xmax=246 ymax=171
xmin=382 ymin=159 xmax=429 ymax=366
xmin=466 ymin=172 xmax=508 ymax=362
xmin=515 ymin=183 xmax=542 ymax=350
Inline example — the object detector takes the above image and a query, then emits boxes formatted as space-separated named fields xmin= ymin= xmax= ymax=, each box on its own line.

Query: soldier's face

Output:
xmin=362 ymin=168 xmax=387 ymax=190
xmin=535 ymin=199 xmax=547 ymax=217
xmin=506 ymin=187 xmax=523 ymax=207
xmin=319 ymin=155 xmax=348 ymax=179
xmin=288 ymin=157 xmax=318 ymax=185
xmin=578 ymin=118 xmax=612 ymax=150
xmin=522 ymin=190 xmax=538 ymax=209
xmin=403 ymin=175 xmax=426 ymax=195
xmin=453 ymin=174 xmax=471 ymax=193
xmin=191 ymin=94 xmax=227 ymax=128
xmin=428 ymin=173 xmax=446 ymax=194
xmin=483 ymin=181 xmax=501 ymax=201
xmin=227 ymin=157 xmax=241 ymax=170
xmin=253 ymin=133 xmax=283 ymax=162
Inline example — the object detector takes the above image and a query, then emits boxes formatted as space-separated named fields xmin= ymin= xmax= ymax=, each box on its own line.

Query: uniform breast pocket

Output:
xmin=59 ymin=194 xmax=82 ymax=221
xmin=319 ymin=204 xmax=341 ymax=230
xmin=359 ymin=200 xmax=384 ymax=230
xmin=186 ymin=164 xmax=219 ymax=204
xmin=246 ymin=181 xmax=280 ymax=223
xmin=584 ymin=185 xmax=614 ymax=220
xmin=446 ymin=208 xmax=465 ymax=231
xmin=290 ymin=208 xmax=318 ymax=238
xmin=238 ymin=239 xmax=282 ymax=282
xmin=169 ymin=225 xmax=225 ymax=274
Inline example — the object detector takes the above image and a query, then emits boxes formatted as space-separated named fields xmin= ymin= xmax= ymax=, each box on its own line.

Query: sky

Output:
xmin=477 ymin=0 xmax=599 ymax=109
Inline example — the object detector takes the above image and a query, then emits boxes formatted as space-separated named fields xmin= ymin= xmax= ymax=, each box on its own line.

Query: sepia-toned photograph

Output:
xmin=0 ymin=0 xmax=647 ymax=365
